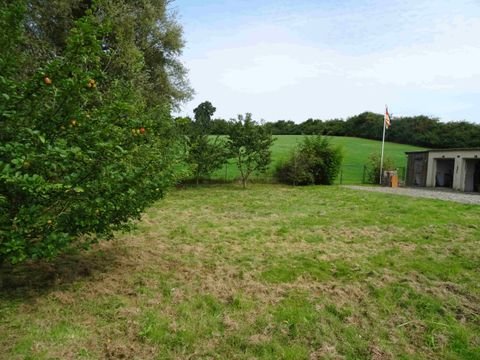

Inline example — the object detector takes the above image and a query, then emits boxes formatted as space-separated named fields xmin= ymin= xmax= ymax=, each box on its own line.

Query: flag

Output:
xmin=384 ymin=106 xmax=391 ymax=129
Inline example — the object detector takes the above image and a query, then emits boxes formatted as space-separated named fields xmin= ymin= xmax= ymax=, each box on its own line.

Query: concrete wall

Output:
xmin=425 ymin=150 xmax=480 ymax=191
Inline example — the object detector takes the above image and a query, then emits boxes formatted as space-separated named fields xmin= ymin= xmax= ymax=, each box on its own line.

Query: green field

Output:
xmin=213 ymin=136 xmax=425 ymax=184
xmin=1 ymin=185 xmax=479 ymax=359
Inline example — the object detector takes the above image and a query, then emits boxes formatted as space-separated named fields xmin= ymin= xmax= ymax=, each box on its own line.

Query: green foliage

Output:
xmin=227 ymin=114 xmax=274 ymax=188
xmin=275 ymin=136 xmax=343 ymax=185
xmin=187 ymin=102 xmax=228 ymax=183
xmin=209 ymin=118 xmax=231 ymax=135
xmin=0 ymin=3 xmax=186 ymax=264
xmin=17 ymin=0 xmax=192 ymax=108
xmin=275 ymin=151 xmax=315 ymax=186
xmin=100 ymin=0 xmax=193 ymax=108
xmin=211 ymin=135 xmax=422 ymax=184
xmin=193 ymin=101 xmax=216 ymax=130
xmin=365 ymin=152 xmax=396 ymax=184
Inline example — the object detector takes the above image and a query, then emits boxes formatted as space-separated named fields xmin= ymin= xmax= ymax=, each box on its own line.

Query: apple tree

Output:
xmin=0 ymin=2 xmax=187 ymax=264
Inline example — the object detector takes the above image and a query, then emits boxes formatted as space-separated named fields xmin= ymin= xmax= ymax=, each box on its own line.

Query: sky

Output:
xmin=172 ymin=0 xmax=480 ymax=123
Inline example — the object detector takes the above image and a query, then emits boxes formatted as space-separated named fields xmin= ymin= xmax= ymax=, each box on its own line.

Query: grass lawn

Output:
xmin=213 ymin=136 xmax=425 ymax=184
xmin=1 ymin=185 xmax=479 ymax=359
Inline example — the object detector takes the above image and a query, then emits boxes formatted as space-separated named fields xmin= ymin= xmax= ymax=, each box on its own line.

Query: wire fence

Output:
xmin=213 ymin=161 xmax=276 ymax=184
xmin=209 ymin=162 xmax=406 ymax=185
xmin=333 ymin=165 xmax=406 ymax=185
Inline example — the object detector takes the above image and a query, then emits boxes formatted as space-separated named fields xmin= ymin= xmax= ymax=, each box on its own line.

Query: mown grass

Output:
xmin=212 ymin=135 xmax=425 ymax=184
xmin=0 ymin=184 xmax=479 ymax=359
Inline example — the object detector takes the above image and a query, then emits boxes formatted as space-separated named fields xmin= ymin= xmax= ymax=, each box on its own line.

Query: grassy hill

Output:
xmin=213 ymin=136 xmax=425 ymax=184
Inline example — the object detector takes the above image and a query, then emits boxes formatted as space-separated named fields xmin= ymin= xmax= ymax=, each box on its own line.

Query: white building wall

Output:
xmin=425 ymin=150 xmax=480 ymax=191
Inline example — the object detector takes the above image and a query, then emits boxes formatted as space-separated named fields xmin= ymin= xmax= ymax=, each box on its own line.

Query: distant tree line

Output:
xmin=201 ymin=112 xmax=480 ymax=149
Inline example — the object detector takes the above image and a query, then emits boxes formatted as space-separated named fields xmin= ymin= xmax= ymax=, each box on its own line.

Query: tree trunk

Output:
xmin=195 ymin=168 xmax=200 ymax=186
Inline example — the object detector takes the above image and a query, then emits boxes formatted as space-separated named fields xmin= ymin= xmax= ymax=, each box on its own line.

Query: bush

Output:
xmin=275 ymin=152 xmax=314 ymax=185
xmin=365 ymin=153 xmax=396 ymax=184
xmin=276 ymin=137 xmax=343 ymax=185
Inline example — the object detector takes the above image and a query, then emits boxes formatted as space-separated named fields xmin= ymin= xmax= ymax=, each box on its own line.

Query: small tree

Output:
xmin=227 ymin=114 xmax=274 ymax=188
xmin=188 ymin=101 xmax=228 ymax=184
xmin=365 ymin=153 xmax=396 ymax=184
xmin=276 ymin=136 xmax=343 ymax=185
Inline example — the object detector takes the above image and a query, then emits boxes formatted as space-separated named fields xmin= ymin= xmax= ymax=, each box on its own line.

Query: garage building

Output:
xmin=406 ymin=148 xmax=480 ymax=192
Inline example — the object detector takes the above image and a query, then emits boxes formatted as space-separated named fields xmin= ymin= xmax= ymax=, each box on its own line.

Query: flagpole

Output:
xmin=379 ymin=106 xmax=387 ymax=185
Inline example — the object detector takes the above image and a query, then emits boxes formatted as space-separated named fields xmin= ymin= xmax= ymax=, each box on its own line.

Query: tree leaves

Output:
xmin=0 ymin=2 xmax=186 ymax=264
xmin=227 ymin=114 xmax=275 ymax=188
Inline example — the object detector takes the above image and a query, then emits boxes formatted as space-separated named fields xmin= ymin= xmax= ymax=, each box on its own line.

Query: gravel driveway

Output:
xmin=345 ymin=185 xmax=480 ymax=205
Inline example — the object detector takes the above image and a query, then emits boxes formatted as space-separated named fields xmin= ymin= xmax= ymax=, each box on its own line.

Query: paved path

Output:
xmin=345 ymin=185 xmax=480 ymax=205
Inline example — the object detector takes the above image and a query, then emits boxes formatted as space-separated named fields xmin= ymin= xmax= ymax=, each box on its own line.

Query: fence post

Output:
xmin=362 ymin=165 xmax=366 ymax=184
xmin=293 ymin=152 xmax=297 ymax=186
xmin=339 ymin=168 xmax=343 ymax=185
xmin=225 ymin=163 xmax=228 ymax=183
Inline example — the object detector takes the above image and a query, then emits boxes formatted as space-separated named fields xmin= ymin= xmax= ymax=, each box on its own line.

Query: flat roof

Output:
xmin=406 ymin=148 xmax=480 ymax=154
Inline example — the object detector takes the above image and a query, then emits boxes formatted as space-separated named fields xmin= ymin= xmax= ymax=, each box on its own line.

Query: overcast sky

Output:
xmin=173 ymin=0 xmax=480 ymax=123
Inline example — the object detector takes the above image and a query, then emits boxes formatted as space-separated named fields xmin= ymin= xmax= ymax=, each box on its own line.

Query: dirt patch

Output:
xmin=0 ymin=242 xmax=124 ymax=298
